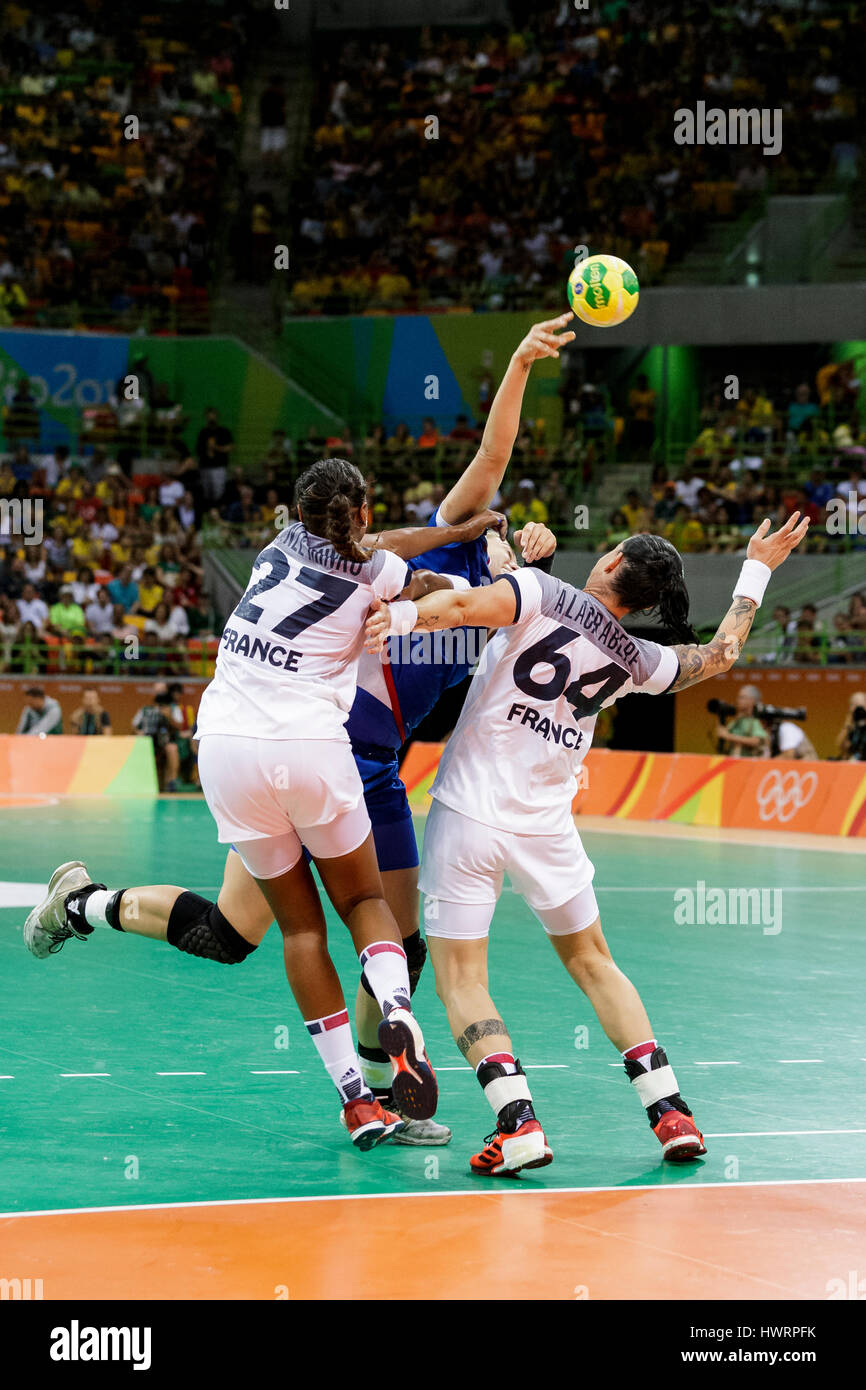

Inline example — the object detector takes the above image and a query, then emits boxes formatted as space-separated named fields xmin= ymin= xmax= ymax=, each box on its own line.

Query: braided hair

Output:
xmin=294 ymin=457 xmax=370 ymax=564
xmin=612 ymin=533 xmax=699 ymax=643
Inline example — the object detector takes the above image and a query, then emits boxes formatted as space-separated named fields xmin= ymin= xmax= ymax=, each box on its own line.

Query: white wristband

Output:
xmin=448 ymin=575 xmax=471 ymax=591
xmin=733 ymin=558 xmax=771 ymax=607
xmin=388 ymin=600 xmax=418 ymax=636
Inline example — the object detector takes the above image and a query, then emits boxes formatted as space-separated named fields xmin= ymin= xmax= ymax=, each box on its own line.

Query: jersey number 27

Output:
xmin=235 ymin=546 xmax=356 ymax=639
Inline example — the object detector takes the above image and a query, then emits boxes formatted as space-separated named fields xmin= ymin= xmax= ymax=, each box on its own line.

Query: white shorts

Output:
xmin=419 ymin=799 xmax=598 ymax=940
xmin=198 ymin=734 xmax=371 ymax=880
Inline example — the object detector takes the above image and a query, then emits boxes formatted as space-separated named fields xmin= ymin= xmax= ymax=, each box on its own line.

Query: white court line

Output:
xmin=4 ymin=1173 xmax=866 ymax=1223
xmin=249 ymin=1070 xmax=299 ymax=1075
xmin=155 ymin=1071 xmax=206 ymax=1076
xmin=694 ymin=1061 xmax=741 ymax=1067
xmin=0 ymin=1075 xmax=14 ymax=1079
xmin=706 ymin=1128 xmax=866 ymax=1139
xmin=59 ymin=1073 xmax=111 ymax=1078
xmin=437 ymin=1066 xmax=471 ymax=1072
xmin=592 ymin=886 xmax=866 ymax=893
xmin=778 ymin=1059 xmax=823 ymax=1065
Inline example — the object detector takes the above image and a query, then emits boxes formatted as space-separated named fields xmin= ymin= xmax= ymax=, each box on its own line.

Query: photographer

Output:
xmin=771 ymin=715 xmax=818 ymax=761
xmin=132 ymin=687 xmax=180 ymax=792
xmin=836 ymin=691 xmax=866 ymax=762
xmin=710 ymin=685 xmax=770 ymax=757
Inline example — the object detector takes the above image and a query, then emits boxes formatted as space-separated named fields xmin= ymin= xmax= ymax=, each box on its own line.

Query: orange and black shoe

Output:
xmin=342 ymin=1095 xmax=406 ymax=1151
xmin=653 ymin=1108 xmax=707 ymax=1162
xmin=470 ymin=1120 xmax=553 ymax=1177
xmin=377 ymin=1007 xmax=438 ymax=1120
xmin=624 ymin=1046 xmax=707 ymax=1163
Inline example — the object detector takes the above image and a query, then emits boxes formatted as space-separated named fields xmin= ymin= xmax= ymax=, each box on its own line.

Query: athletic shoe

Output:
xmin=654 ymin=1109 xmax=707 ymax=1161
xmin=342 ymin=1096 xmax=406 ymax=1150
xmin=377 ymin=1007 xmax=438 ymax=1120
xmin=23 ymin=862 xmax=93 ymax=959
xmin=469 ymin=1120 xmax=553 ymax=1177
xmin=392 ymin=1112 xmax=452 ymax=1146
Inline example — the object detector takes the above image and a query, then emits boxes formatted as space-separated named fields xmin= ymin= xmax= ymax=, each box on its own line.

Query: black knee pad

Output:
xmin=405 ymin=930 xmax=427 ymax=996
xmin=167 ymin=892 xmax=257 ymax=964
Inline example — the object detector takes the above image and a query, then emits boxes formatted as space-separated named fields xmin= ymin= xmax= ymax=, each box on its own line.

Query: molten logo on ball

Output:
xmin=567 ymin=254 xmax=639 ymax=328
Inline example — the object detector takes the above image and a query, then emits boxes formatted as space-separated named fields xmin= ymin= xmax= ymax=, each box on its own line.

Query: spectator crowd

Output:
xmin=600 ymin=357 xmax=866 ymax=563
xmin=0 ymin=418 xmax=221 ymax=676
xmin=286 ymin=1 xmax=860 ymax=314
xmin=0 ymin=0 xmax=246 ymax=332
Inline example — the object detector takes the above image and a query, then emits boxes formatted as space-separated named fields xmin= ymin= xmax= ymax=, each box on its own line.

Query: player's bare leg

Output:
xmin=352 ymin=866 xmax=451 ymax=1144
xmin=314 ymin=834 xmax=438 ymax=1120
xmin=549 ymin=918 xmax=706 ymax=1161
xmin=427 ymin=932 xmax=551 ymax=1176
xmin=549 ymin=917 xmax=652 ymax=1048
xmin=120 ymin=851 xmax=273 ymax=945
xmin=24 ymin=849 xmax=271 ymax=963
xmin=254 ymin=855 xmax=348 ymax=1019
xmin=253 ymin=853 xmax=404 ymax=1147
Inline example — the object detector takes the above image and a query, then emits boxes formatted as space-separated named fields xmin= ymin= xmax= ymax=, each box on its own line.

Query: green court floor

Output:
xmin=1 ymin=798 xmax=864 ymax=1215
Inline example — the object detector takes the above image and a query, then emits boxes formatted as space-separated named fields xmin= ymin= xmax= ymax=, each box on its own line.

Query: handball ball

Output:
xmin=567 ymin=254 xmax=639 ymax=328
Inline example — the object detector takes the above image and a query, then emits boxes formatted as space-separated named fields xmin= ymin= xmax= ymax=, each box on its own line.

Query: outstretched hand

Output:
xmin=747 ymin=512 xmax=810 ymax=570
xmin=513 ymin=312 xmax=576 ymax=365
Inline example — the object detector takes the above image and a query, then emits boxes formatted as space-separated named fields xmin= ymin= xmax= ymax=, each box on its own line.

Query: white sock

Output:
xmin=82 ymin=889 xmax=117 ymax=929
xmin=358 ymin=941 xmax=411 ymax=1016
xmin=304 ymin=1009 xmax=368 ymax=1104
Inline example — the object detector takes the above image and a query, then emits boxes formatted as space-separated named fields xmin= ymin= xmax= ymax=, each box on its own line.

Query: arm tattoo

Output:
xmin=668 ymin=596 xmax=758 ymax=692
xmin=455 ymin=1018 xmax=509 ymax=1058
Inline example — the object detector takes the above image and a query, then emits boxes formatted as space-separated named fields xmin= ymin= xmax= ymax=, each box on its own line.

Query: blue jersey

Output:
xmin=346 ymin=509 xmax=491 ymax=752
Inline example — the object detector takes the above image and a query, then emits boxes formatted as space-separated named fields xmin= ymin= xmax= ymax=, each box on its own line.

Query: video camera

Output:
xmin=706 ymin=698 xmax=807 ymax=724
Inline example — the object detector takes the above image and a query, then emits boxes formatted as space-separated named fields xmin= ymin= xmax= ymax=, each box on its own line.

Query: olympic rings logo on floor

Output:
xmin=756 ymin=768 xmax=818 ymax=823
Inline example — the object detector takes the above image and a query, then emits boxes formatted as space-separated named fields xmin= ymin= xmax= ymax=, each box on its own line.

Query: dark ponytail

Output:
xmin=614 ymin=533 xmax=699 ymax=644
xmin=295 ymin=457 xmax=370 ymax=564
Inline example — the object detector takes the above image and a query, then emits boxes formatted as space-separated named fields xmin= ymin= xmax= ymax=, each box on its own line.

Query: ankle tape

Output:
xmin=476 ymin=1057 xmax=532 ymax=1115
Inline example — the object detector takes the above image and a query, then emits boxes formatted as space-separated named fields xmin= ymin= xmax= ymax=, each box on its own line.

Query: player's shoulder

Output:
xmin=276 ymin=522 xmax=388 ymax=583
xmin=495 ymin=565 xmax=564 ymax=620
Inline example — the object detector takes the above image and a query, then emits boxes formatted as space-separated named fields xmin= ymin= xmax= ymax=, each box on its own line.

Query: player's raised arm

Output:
xmin=365 ymin=576 xmax=519 ymax=652
xmin=363 ymin=508 xmax=507 ymax=560
xmin=438 ymin=314 xmax=576 ymax=524
xmin=668 ymin=513 xmax=810 ymax=692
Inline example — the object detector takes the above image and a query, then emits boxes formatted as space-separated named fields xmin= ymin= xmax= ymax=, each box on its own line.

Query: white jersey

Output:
xmin=431 ymin=567 xmax=680 ymax=835
xmin=195 ymin=523 xmax=409 ymax=741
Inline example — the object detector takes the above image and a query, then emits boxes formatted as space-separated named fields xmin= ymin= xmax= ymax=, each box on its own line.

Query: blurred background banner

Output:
xmin=0 ymin=733 xmax=157 ymax=799
xmin=403 ymin=742 xmax=866 ymax=838
xmin=0 ymin=331 xmax=343 ymax=460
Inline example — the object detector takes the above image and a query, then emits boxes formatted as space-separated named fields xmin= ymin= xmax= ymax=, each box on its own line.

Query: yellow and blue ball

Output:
xmin=567 ymin=254 xmax=639 ymax=327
